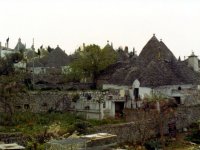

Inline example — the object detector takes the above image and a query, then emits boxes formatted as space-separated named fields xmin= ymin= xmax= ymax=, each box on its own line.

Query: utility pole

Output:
xmin=32 ymin=38 xmax=35 ymax=89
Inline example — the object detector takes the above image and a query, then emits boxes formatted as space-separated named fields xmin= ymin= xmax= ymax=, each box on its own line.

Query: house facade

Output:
xmin=69 ymin=90 xmax=127 ymax=120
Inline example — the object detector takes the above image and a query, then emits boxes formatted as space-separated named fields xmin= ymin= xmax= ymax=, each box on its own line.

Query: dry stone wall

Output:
xmin=0 ymin=132 xmax=28 ymax=145
xmin=0 ymin=91 xmax=71 ymax=113
xmin=89 ymin=105 xmax=200 ymax=144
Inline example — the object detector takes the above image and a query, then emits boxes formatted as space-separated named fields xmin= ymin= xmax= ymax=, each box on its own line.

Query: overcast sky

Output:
xmin=0 ymin=0 xmax=200 ymax=59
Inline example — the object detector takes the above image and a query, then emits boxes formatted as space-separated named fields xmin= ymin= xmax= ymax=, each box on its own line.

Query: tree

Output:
xmin=37 ymin=49 xmax=41 ymax=58
xmin=64 ymin=65 xmax=84 ymax=83
xmin=144 ymin=92 xmax=177 ymax=147
xmin=70 ymin=44 xmax=117 ymax=88
xmin=37 ymin=45 xmax=48 ymax=57
xmin=0 ymin=53 xmax=23 ymax=75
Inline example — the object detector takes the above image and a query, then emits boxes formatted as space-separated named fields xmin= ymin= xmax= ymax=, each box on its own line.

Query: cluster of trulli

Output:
xmin=97 ymin=34 xmax=200 ymax=87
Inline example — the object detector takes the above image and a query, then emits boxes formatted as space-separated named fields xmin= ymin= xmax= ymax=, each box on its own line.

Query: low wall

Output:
xmin=89 ymin=105 xmax=200 ymax=144
xmin=89 ymin=121 xmax=157 ymax=144
xmin=0 ymin=132 xmax=28 ymax=145
xmin=0 ymin=91 xmax=71 ymax=113
xmin=176 ymin=105 xmax=200 ymax=130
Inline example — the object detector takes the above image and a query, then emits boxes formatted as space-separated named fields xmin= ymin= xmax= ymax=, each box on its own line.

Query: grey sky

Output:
xmin=0 ymin=0 xmax=200 ymax=59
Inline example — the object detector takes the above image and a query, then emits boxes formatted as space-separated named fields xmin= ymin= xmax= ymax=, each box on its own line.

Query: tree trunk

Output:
xmin=92 ymin=72 xmax=98 ymax=89
xmin=156 ymin=101 xmax=160 ymax=113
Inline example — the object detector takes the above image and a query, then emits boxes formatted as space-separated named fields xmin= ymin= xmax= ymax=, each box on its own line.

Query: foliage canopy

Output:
xmin=69 ymin=44 xmax=117 ymax=86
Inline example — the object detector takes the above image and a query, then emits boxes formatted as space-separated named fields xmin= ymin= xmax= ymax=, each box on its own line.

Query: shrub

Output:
xmin=144 ymin=139 xmax=162 ymax=150
xmin=72 ymin=93 xmax=80 ymax=102
xmin=185 ymin=130 xmax=200 ymax=144
xmin=74 ymin=120 xmax=92 ymax=134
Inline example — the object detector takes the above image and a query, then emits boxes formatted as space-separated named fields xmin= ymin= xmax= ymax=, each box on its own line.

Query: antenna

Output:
xmin=31 ymin=38 xmax=35 ymax=50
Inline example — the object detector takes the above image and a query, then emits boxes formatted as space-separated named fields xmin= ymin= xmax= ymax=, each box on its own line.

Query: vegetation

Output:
xmin=0 ymin=112 xmax=124 ymax=134
xmin=0 ymin=72 xmax=27 ymax=124
xmin=185 ymin=122 xmax=200 ymax=144
xmin=0 ymin=52 xmax=23 ymax=75
xmin=71 ymin=93 xmax=80 ymax=102
xmin=69 ymin=44 xmax=117 ymax=87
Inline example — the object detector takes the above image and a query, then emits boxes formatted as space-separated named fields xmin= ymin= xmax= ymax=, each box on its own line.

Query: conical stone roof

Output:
xmin=43 ymin=46 xmax=70 ymax=67
xmin=27 ymin=46 xmax=70 ymax=68
xmin=139 ymin=35 xmax=177 ymax=66
xmin=14 ymin=38 xmax=26 ymax=51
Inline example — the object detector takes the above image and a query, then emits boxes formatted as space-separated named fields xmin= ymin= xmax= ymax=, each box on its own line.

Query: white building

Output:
xmin=70 ymin=91 xmax=126 ymax=120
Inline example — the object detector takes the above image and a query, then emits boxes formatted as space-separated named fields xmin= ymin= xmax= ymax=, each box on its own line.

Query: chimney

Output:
xmin=188 ymin=51 xmax=199 ymax=72
xmin=124 ymin=46 xmax=128 ymax=53
xmin=111 ymin=42 xmax=113 ymax=48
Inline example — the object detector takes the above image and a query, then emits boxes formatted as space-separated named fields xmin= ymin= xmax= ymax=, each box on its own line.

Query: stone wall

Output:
xmin=89 ymin=121 xmax=157 ymax=144
xmin=0 ymin=91 xmax=71 ymax=113
xmin=89 ymin=105 xmax=200 ymax=144
xmin=0 ymin=132 xmax=28 ymax=145
xmin=176 ymin=105 xmax=200 ymax=130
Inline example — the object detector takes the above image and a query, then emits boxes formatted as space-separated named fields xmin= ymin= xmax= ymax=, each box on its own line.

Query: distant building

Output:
xmin=0 ymin=38 xmax=27 ymax=70
xmin=27 ymin=45 xmax=71 ymax=74
xmin=70 ymin=91 xmax=126 ymax=120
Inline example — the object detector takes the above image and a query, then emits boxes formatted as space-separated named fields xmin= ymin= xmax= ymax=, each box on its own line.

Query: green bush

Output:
xmin=74 ymin=120 xmax=92 ymax=134
xmin=72 ymin=93 xmax=80 ymax=102
xmin=185 ymin=130 xmax=200 ymax=144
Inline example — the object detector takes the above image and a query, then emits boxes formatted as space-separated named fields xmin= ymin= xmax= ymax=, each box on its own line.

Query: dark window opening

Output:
xmin=42 ymin=102 xmax=48 ymax=107
xmin=15 ymin=106 xmax=21 ymax=109
xmin=24 ymin=104 xmax=30 ymax=109
xmin=134 ymin=88 xmax=139 ymax=100
xmin=103 ymin=102 xmax=106 ymax=108
xmin=178 ymin=87 xmax=182 ymax=90
xmin=174 ymin=97 xmax=181 ymax=104
xmin=115 ymin=102 xmax=124 ymax=118
xmin=84 ymin=106 xmax=90 ymax=110
xmin=108 ymin=95 xmax=113 ymax=100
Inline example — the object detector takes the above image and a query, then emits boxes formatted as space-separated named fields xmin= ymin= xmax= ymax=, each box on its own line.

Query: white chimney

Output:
xmin=188 ymin=51 xmax=199 ymax=72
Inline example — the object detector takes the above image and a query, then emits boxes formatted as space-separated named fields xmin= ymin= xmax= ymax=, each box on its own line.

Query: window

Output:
xmin=134 ymin=88 xmax=139 ymax=100
xmin=103 ymin=102 xmax=106 ymax=108
xmin=24 ymin=104 xmax=30 ymax=109
xmin=174 ymin=97 xmax=181 ymax=104
xmin=15 ymin=106 xmax=21 ymax=109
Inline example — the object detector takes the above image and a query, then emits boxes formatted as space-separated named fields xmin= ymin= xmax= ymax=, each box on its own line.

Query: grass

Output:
xmin=0 ymin=112 xmax=126 ymax=149
xmin=0 ymin=112 xmax=125 ymax=136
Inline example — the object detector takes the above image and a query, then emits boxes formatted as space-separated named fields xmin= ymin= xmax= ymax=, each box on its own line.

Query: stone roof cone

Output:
xmin=43 ymin=45 xmax=70 ymax=67
xmin=139 ymin=34 xmax=177 ymax=66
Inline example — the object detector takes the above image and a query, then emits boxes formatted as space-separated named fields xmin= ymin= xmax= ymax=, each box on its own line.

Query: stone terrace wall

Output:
xmin=88 ymin=121 xmax=157 ymax=144
xmin=0 ymin=91 xmax=71 ymax=113
xmin=89 ymin=105 xmax=200 ymax=144
xmin=0 ymin=132 xmax=28 ymax=145
xmin=176 ymin=105 xmax=200 ymax=130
